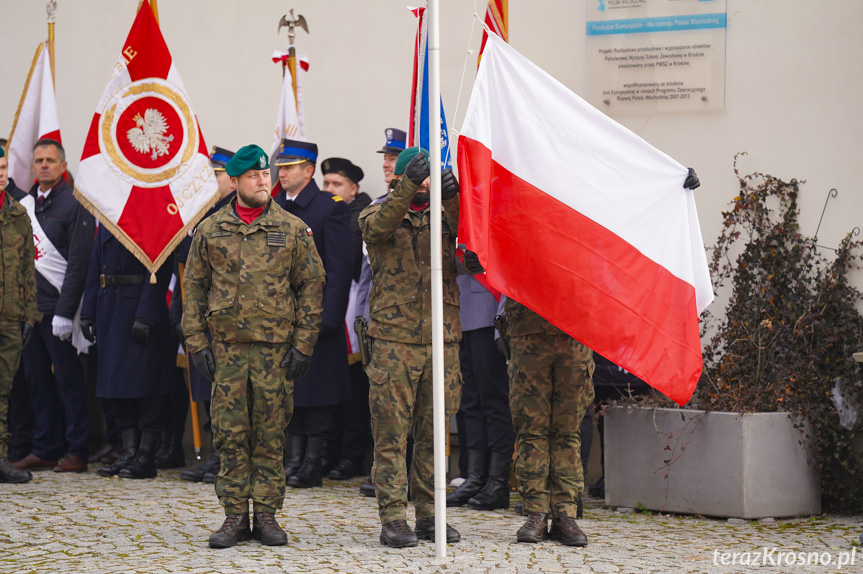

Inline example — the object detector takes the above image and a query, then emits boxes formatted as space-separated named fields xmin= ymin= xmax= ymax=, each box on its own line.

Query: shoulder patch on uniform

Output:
xmin=332 ymin=195 xmax=343 ymax=202
xmin=306 ymin=227 xmax=313 ymax=236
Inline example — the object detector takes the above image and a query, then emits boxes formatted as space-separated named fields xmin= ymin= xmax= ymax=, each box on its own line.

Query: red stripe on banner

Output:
xmin=41 ymin=129 xmax=61 ymax=144
xmin=80 ymin=114 xmax=101 ymax=161
xmin=457 ymin=136 xmax=701 ymax=406
xmin=195 ymin=119 xmax=208 ymax=157
xmin=125 ymin=0 xmax=172 ymax=82
xmin=117 ymin=185 xmax=183 ymax=263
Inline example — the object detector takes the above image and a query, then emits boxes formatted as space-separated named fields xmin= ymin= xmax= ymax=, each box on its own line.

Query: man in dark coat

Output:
xmin=273 ymin=139 xmax=353 ymax=488
xmin=80 ymin=225 xmax=175 ymax=479
xmin=13 ymin=139 xmax=93 ymax=474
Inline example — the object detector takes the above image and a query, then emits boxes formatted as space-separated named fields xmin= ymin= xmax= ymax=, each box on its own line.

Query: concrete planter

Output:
xmin=604 ymin=407 xmax=821 ymax=519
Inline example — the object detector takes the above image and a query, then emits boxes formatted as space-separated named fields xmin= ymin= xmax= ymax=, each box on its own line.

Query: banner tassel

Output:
xmin=150 ymin=272 xmax=157 ymax=284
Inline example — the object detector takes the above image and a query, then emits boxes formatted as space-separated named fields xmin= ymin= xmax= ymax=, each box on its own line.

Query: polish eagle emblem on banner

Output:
xmin=74 ymin=0 xmax=218 ymax=279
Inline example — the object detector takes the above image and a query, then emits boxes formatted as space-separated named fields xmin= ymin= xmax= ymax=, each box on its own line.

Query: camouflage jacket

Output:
xmin=0 ymin=191 xmax=39 ymax=324
xmin=182 ymin=197 xmax=325 ymax=355
xmin=359 ymin=176 xmax=461 ymax=344
xmin=505 ymin=297 xmax=567 ymax=338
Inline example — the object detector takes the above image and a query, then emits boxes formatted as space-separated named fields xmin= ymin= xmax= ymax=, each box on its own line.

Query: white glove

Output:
xmin=52 ymin=315 xmax=74 ymax=341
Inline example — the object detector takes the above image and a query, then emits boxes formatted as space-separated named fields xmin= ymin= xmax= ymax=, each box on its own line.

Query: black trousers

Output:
xmin=331 ymin=362 xmax=371 ymax=464
xmin=287 ymin=405 xmax=334 ymax=440
xmin=112 ymin=396 xmax=165 ymax=434
xmin=458 ymin=327 xmax=515 ymax=455
xmin=9 ymin=364 xmax=34 ymax=459
xmin=163 ymin=367 xmax=189 ymax=434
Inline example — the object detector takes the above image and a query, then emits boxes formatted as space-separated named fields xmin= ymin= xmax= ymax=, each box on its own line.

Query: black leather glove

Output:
xmin=441 ymin=168 xmax=459 ymax=200
xmin=404 ymin=152 xmax=431 ymax=186
xmin=131 ymin=320 xmax=152 ymax=346
xmin=21 ymin=322 xmax=34 ymax=348
xmin=280 ymin=347 xmax=312 ymax=380
xmin=684 ymin=168 xmax=700 ymax=190
xmin=496 ymin=337 xmax=505 ymax=356
xmin=191 ymin=348 xmax=216 ymax=383
xmin=319 ymin=324 xmax=341 ymax=338
xmin=80 ymin=318 xmax=96 ymax=343
xmin=463 ymin=250 xmax=485 ymax=274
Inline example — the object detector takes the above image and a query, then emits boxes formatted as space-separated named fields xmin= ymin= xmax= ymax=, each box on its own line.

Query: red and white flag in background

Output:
xmin=270 ymin=50 xmax=307 ymax=152
xmin=478 ymin=0 xmax=507 ymax=66
xmin=7 ymin=41 xmax=62 ymax=187
xmin=457 ymin=33 xmax=713 ymax=406
xmin=74 ymin=0 xmax=217 ymax=279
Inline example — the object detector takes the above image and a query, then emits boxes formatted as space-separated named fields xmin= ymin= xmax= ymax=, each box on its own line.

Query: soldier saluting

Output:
xmin=181 ymin=144 xmax=325 ymax=549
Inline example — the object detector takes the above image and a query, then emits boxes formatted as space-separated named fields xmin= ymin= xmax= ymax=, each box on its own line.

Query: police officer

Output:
xmin=504 ymin=298 xmax=594 ymax=547
xmin=183 ymin=144 xmax=324 ymax=549
xmin=0 ymin=146 xmax=38 ymax=483
xmin=173 ymin=146 xmax=236 ymax=483
xmin=273 ymin=139 xmax=352 ymax=488
xmin=359 ymin=147 xmax=462 ymax=548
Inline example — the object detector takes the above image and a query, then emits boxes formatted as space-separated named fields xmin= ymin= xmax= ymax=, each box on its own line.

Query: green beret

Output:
xmin=226 ymin=144 xmax=269 ymax=177
xmin=0 ymin=146 xmax=5 ymax=159
xmin=393 ymin=146 xmax=429 ymax=176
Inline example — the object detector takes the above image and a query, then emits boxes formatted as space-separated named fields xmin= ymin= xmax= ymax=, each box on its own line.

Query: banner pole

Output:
xmin=47 ymin=1 xmax=56 ymax=87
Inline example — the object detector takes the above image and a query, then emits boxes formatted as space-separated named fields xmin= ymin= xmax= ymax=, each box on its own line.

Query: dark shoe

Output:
xmin=208 ymin=513 xmax=252 ymax=549
xmin=466 ymin=451 xmax=510 ymax=510
xmin=287 ymin=436 xmax=324 ymax=488
xmin=0 ymin=457 xmax=32 ymax=483
xmin=379 ymin=519 xmax=418 ymax=548
xmin=588 ymin=477 xmax=605 ymax=499
xmin=446 ymin=449 xmax=488 ymax=507
xmin=283 ymin=433 xmax=306 ymax=480
xmin=11 ymin=453 xmax=56 ymax=471
xmin=88 ymin=443 xmax=115 ymax=464
xmin=415 ymin=517 xmax=460 ymax=543
xmin=181 ymin=450 xmax=220 ymax=482
xmin=53 ymin=455 xmax=87 ymax=473
xmin=102 ymin=445 xmax=122 ymax=465
xmin=252 ymin=512 xmax=288 ymax=546
xmin=327 ymin=458 xmax=359 ymax=481
xmin=577 ymin=494 xmax=583 ymax=520
xmin=155 ymin=432 xmax=185 ymax=469
xmin=119 ymin=431 xmax=158 ymax=479
xmin=202 ymin=470 xmax=217 ymax=484
xmin=98 ymin=428 xmax=139 ymax=477
xmin=549 ymin=516 xmax=588 ymax=547
xmin=517 ymin=512 xmax=549 ymax=543
xmin=359 ymin=476 xmax=376 ymax=497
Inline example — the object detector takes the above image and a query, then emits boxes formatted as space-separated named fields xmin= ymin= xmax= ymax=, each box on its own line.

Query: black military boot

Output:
xmin=446 ymin=449 xmax=488 ymax=507
xmin=467 ymin=451 xmax=511 ymax=510
xmin=283 ymin=434 xmax=306 ymax=480
xmin=208 ymin=513 xmax=252 ymax=549
xmin=252 ymin=512 xmax=288 ymax=546
xmin=0 ymin=457 xmax=32 ymax=483
xmin=181 ymin=449 xmax=220 ymax=482
xmin=155 ymin=431 xmax=185 ymax=469
xmin=98 ymin=428 xmax=139 ymax=477
xmin=287 ymin=436 xmax=324 ymax=488
xmin=119 ymin=431 xmax=158 ymax=479
xmin=415 ymin=517 xmax=461 ymax=543
xmin=359 ymin=474 xmax=376 ymax=497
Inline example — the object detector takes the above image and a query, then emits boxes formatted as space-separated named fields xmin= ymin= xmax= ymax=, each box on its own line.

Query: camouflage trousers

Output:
xmin=366 ymin=339 xmax=462 ymax=524
xmin=508 ymin=333 xmax=595 ymax=519
xmin=211 ymin=341 xmax=292 ymax=515
xmin=0 ymin=322 xmax=24 ymax=459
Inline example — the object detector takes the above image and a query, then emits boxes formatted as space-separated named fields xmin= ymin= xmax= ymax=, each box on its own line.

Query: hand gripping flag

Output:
xmin=457 ymin=34 xmax=713 ymax=406
xmin=74 ymin=1 xmax=217 ymax=281
xmin=7 ymin=41 xmax=62 ymax=187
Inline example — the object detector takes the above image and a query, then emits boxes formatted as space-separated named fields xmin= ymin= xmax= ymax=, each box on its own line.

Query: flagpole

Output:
xmin=47 ymin=1 xmax=56 ymax=87
xmin=137 ymin=0 xmax=159 ymax=25
xmin=427 ymin=0 xmax=447 ymax=560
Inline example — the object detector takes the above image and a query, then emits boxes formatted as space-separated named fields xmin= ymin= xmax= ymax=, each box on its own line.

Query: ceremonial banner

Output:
xmin=408 ymin=7 xmax=451 ymax=169
xmin=270 ymin=51 xmax=308 ymax=150
xmin=457 ymin=34 xmax=713 ymax=406
xmin=7 ymin=42 xmax=61 ymax=187
xmin=74 ymin=0 xmax=217 ymax=279
xmin=479 ymin=0 xmax=507 ymax=65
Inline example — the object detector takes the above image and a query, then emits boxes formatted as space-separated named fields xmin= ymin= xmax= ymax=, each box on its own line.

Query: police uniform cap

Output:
xmin=274 ymin=138 xmax=318 ymax=166
xmin=377 ymin=128 xmax=407 ymax=155
xmin=321 ymin=157 xmax=364 ymax=184
xmin=393 ymin=146 xmax=429 ymax=176
xmin=225 ymin=144 xmax=269 ymax=177
xmin=209 ymin=146 xmax=235 ymax=171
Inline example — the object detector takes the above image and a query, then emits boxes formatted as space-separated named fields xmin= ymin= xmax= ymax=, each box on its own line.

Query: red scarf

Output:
xmin=0 ymin=190 xmax=5 ymax=211
xmin=236 ymin=203 xmax=265 ymax=224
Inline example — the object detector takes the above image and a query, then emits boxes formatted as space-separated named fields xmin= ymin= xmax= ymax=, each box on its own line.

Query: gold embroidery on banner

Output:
xmin=101 ymin=81 xmax=197 ymax=186
xmin=167 ymin=162 xmax=214 ymax=216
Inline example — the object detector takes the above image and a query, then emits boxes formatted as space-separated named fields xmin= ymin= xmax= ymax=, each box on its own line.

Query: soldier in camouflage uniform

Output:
xmin=182 ymin=145 xmax=325 ymax=549
xmin=0 ymin=146 xmax=38 ymax=484
xmin=359 ymin=147 xmax=463 ymax=548
xmin=504 ymin=297 xmax=595 ymax=547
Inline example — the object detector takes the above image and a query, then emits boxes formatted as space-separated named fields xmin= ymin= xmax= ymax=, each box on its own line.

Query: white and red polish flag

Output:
xmin=7 ymin=41 xmax=62 ymax=187
xmin=457 ymin=34 xmax=713 ymax=406
xmin=74 ymin=0 xmax=217 ymax=280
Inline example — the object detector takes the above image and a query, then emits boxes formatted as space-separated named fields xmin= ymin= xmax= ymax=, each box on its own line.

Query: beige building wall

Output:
xmin=2 ymin=0 xmax=861 ymax=279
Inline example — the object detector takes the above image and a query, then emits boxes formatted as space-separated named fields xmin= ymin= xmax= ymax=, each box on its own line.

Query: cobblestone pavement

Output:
xmin=1 ymin=466 xmax=860 ymax=573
